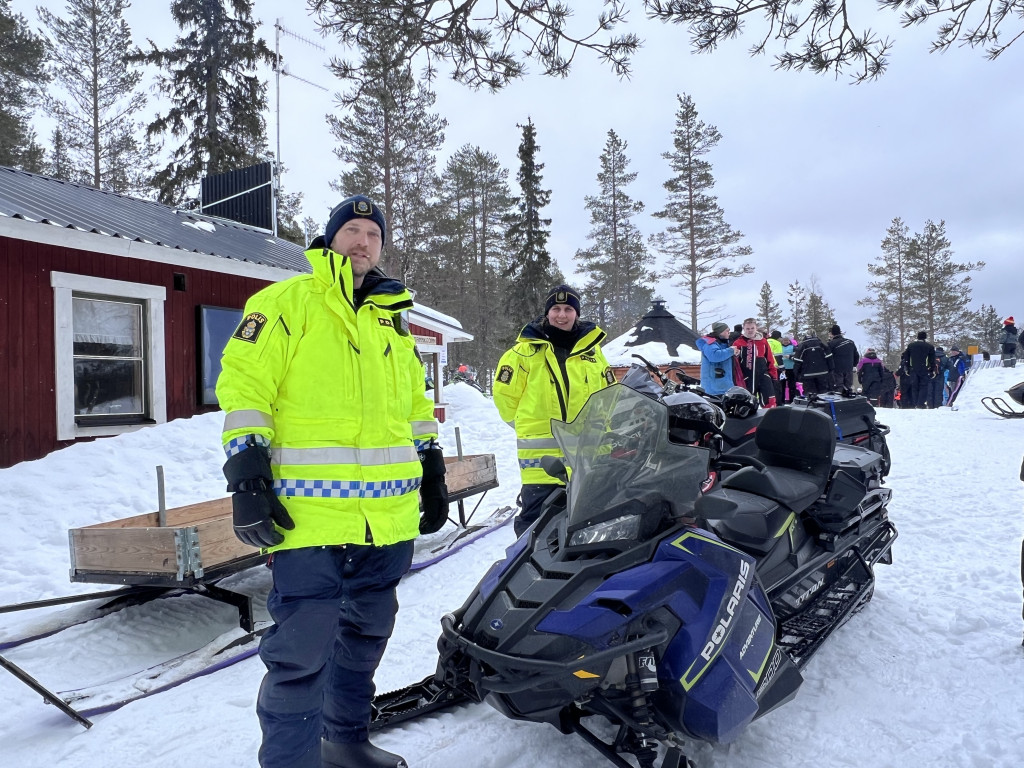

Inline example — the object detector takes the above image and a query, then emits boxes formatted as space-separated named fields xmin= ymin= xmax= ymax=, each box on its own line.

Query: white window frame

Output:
xmin=51 ymin=271 xmax=167 ymax=441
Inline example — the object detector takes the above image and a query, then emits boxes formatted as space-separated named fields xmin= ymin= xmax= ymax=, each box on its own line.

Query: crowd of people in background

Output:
xmin=697 ymin=315 xmax=1022 ymax=410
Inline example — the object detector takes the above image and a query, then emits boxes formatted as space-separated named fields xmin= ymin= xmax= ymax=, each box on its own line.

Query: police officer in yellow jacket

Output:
xmin=217 ymin=195 xmax=445 ymax=768
xmin=494 ymin=285 xmax=615 ymax=536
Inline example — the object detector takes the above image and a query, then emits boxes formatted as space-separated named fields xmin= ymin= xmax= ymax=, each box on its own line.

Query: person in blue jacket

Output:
xmin=697 ymin=321 xmax=741 ymax=395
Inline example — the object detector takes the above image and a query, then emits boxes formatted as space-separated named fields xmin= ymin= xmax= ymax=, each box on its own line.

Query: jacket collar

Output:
xmin=519 ymin=318 xmax=606 ymax=353
xmin=304 ymin=237 xmax=412 ymax=312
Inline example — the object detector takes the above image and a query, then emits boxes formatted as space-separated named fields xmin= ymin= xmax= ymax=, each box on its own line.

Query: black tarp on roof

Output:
xmin=0 ymin=166 xmax=308 ymax=273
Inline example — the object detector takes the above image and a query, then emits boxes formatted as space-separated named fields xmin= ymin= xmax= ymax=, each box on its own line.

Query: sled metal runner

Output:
xmin=1 ymin=508 xmax=511 ymax=728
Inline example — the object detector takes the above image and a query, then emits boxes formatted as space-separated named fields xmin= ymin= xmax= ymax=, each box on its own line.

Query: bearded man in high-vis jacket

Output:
xmin=217 ymin=195 xmax=445 ymax=768
xmin=493 ymin=285 xmax=615 ymax=537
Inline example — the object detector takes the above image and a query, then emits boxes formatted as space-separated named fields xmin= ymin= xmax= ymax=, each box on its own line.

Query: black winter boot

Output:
xmin=321 ymin=739 xmax=408 ymax=768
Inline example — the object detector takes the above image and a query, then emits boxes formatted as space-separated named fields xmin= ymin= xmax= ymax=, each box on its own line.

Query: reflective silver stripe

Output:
xmin=411 ymin=419 xmax=439 ymax=436
xmin=518 ymin=437 xmax=560 ymax=450
xmin=223 ymin=409 xmax=274 ymax=432
xmin=274 ymin=445 xmax=419 ymax=466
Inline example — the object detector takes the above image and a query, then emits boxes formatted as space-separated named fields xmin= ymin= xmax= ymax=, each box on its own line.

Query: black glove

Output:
xmin=223 ymin=437 xmax=295 ymax=548
xmin=418 ymin=441 xmax=449 ymax=534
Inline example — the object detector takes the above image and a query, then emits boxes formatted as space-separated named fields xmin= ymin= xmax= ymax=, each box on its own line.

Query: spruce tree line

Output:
xmin=3 ymin=1 xmax=1003 ymax=377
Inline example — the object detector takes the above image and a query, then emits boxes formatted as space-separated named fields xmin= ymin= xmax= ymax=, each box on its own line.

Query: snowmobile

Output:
xmin=373 ymin=384 xmax=897 ymax=768
xmin=981 ymin=380 xmax=1024 ymax=418
xmin=623 ymin=356 xmax=890 ymax=476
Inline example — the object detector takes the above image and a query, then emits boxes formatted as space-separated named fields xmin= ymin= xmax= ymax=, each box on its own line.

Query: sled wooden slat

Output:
xmin=69 ymin=497 xmax=257 ymax=585
xmin=67 ymin=454 xmax=498 ymax=585
xmin=444 ymin=454 xmax=499 ymax=526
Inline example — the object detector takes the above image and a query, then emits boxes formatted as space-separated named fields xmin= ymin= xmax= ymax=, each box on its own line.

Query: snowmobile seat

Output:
xmin=720 ymin=406 xmax=836 ymax=512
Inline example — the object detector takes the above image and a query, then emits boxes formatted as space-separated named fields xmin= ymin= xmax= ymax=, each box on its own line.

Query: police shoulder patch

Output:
xmin=233 ymin=312 xmax=268 ymax=344
xmin=604 ymin=367 xmax=616 ymax=385
xmin=378 ymin=317 xmax=394 ymax=328
xmin=497 ymin=364 xmax=514 ymax=385
xmin=580 ymin=354 xmax=596 ymax=363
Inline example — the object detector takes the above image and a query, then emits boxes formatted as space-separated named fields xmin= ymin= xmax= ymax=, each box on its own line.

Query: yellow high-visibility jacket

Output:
xmin=216 ymin=240 xmax=438 ymax=550
xmin=493 ymin=319 xmax=614 ymax=485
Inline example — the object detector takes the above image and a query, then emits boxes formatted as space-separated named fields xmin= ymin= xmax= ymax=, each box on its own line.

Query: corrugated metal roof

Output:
xmin=0 ymin=165 xmax=308 ymax=272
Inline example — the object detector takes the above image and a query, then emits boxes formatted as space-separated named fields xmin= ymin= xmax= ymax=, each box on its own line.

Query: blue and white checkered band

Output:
xmin=519 ymin=458 xmax=544 ymax=469
xmin=224 ymin=434 xmax=270 ymax=458
xmin=355 ymin=200 xmax=372 ymax=215
xmin=272 ymin=477 xmax=421 ymax=498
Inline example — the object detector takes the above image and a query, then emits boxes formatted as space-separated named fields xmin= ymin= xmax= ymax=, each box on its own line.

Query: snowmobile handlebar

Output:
xmin=439 ymin=612 xmax=669 ymax=694
xmin=630 ymin=354 xmax=701 ymax=391
xmin=712 ymin=452 xmax=767 ymax=473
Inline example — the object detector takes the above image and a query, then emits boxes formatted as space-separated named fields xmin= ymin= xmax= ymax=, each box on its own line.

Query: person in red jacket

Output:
xmin=732 ymin=318 xmax=778 ymax=407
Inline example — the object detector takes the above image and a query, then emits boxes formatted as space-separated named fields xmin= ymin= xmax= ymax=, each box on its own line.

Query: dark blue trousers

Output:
xmin=515 ymin=483 xmax=562 ymax=537
xmin=256 ymin=541 xmax=414 ymax=768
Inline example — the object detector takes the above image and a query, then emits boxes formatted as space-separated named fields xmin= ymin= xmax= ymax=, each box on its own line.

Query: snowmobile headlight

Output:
xmin=569 ymin=514 xmax=643 ymax=546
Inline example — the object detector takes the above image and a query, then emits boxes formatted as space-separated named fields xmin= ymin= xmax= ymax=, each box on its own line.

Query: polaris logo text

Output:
xmin=701 ymin=560 xmax=750 ymax=661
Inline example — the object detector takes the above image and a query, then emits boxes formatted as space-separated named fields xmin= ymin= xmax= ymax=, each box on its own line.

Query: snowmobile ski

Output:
xmin=411 ymin=505 xmax=515 ymax=570
xmin=370 ymin=674 xmax=477 ymax=732
xmin=980 ymin=395 xmax=1024 ymax=418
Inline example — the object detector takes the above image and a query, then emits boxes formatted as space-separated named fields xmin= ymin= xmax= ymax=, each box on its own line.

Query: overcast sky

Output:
xmin=15 ymin=1 xmax=1023 ymax=342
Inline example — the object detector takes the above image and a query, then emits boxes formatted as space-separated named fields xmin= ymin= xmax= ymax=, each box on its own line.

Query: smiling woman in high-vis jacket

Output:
xmin=493 ymin=284 xmax=615 ymax=537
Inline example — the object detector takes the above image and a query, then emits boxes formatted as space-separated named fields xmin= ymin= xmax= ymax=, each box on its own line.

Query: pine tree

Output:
xmin=131 ymin=0 xmax=275 ymax=205
xmin=787 ymin=281 xmax=806 ymax=338
xmin=573 ymin=129 xmax=655 ymax=337
xmin=650 ymin=94 xmax=753 ymax=332
xmin=756 ymin=281 xmax=785 ymax=336
xmin=856 ymin=290 xmax=901 ymax=366
xmin=504 ymin=118 xmax=556 ymax=328
xmin=47 ymin=128 xmax=76 ymax=182
xmin=19 ymin=129 xmax=47 ymax=174
xmin=37 ymin=0 xmax=150 ymax=193
xmin=0 ymin=1 xmax=48 ymax=167
xmin=301 ymin=216 xmax=319 ymax=247
xmin=275 ymin=176 xmax=305 ymax=246
xmin=427 ymin=144 xmax=516 ymax=371
xmin=805 ymin=277 xmax=837 ymax=340
xmin=971 ymin=303 xmax=1004 ymax=356
xmin=328 ymin=37 xmax=446 ymax=283
xmin=860 ymin=217 xmax=915 ymax=351
xmin=904 ymin=219 xmax=984 ymax=342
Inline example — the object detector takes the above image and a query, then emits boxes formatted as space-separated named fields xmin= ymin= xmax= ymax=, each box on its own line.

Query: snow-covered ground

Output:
xmin=1 ymin=368 xmax=1023 ymax=767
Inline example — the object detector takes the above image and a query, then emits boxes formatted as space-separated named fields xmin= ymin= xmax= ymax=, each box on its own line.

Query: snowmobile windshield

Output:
xmin=551 ymin=385 xmax=711 ymax=533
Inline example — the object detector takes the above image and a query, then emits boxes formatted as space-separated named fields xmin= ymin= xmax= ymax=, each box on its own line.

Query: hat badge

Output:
xmin=355 ymin=200 xmax=371 ymax=215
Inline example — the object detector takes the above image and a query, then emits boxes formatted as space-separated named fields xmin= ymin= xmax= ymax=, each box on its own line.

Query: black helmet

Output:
xmin=663 ymin=391 xmax=725 ymax=445
xmin=1007 ymin=381 xmax=1024 ymax=406
xmin=720 ymin=386 xmax=759 ymax=419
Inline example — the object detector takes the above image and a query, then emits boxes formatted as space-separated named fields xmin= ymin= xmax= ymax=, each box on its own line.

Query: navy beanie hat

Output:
xmin=324 ymin=195 xmax=386 ymax=247
xmin=545 ymin=284 xmax=581 ymax=315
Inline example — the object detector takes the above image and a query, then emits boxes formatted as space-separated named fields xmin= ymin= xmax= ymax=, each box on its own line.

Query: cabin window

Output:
xmin=72 ymin=297 xmax=146 ymax=420
xmin=51 ymin=272 xmax=167 ymax=440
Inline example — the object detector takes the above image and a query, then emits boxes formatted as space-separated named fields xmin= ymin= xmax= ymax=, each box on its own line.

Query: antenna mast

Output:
xmin=273 ymin=19 xmax=327 ymax=237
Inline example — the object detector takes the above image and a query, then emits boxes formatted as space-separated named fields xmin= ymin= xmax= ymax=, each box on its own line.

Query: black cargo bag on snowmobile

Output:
xmin=792 ymin=391 xmax=891 ymax=476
